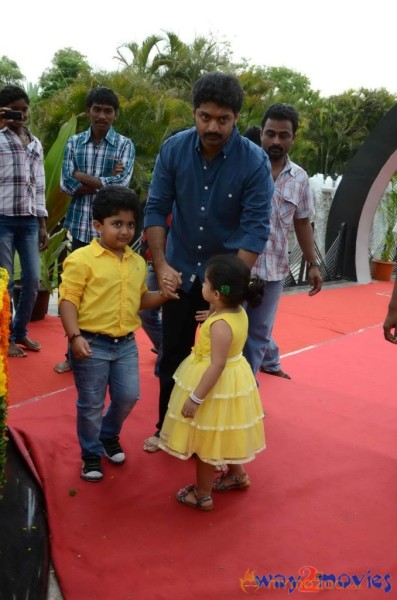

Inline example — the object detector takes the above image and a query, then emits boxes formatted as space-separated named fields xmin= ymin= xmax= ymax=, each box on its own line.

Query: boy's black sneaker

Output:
xmin=101 ymin=436 xmax=125 ymax=464
xmin=81 ymin=456 xmax=103 ymax=482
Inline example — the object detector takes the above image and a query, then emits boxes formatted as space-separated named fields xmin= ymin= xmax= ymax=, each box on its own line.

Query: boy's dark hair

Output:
xmin=86 ymin=87 xmax=119 ymax=111
xmin=0 ymin=85 xmax=29 ymax=106
xmin=243 ymin=125 xmax=261 ymax=147
xmin=93 ymin=186 xmax=141 ymax=231
xmin=261 ymin=103 xmax=299 ymax=134
xmin=205 ymin=254 xmax=265 ymax=309
xmin=192 ymin=72 xmax=244 ymax=114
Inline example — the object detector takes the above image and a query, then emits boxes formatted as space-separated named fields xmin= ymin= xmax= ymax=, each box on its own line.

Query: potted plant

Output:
xmin=13 ymin=115 xmax=77 ymax=319
xmin=372 ymin=173 xmax=397 ymax=281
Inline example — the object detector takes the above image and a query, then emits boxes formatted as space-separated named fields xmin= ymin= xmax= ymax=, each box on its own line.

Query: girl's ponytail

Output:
xmin=245 ymin=276 xmax=265 ymax=308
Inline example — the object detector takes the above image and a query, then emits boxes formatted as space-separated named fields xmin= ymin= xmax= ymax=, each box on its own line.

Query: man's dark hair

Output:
xmin=242 ymin=125 xmax=261 ymax=146
xmin=93 ymin=185 xmax=141 ymax=230
xmin=192 ymin=72 xmax=244 ymax=114
xmin=261 ymin=103 xmax=299 ymax=134
xmin=0 ymin=85 xmax=29 ymax=106
xmin=86 ymin=87 xmax=119 ymax=111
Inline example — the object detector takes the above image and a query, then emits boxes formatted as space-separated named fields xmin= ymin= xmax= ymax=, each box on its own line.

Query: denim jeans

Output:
xmin=138 ymin=264 xmax=162 ymax=376
xmin=243 ymin=279 xmax=284 ymax=376
xmin=0 ymin=216 xmax=40 ymax=341
xmin=69 ymin=332 xmax=139 ymax=459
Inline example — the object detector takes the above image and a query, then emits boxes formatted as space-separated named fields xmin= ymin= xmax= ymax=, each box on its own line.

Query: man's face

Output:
xmin=194 ymin=102 xmax=238 ymax=155
xmin=5 ymin=98 xmax=29 ymax=132
xmin=260 ymin=118 xmax=295 ymax=161
xmin=87 ymin=103 xmax=117 ymax=135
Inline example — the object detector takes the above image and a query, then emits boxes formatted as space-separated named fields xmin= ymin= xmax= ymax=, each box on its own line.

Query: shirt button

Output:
xmin=197 ymin=245 xmax=202 ymax=249
xmin=228 ymin=194 xmax=232 ymax=198
xmin=198 ymin=262 xmax=202 ymax=266
xmin=199 ymin=226 xmax=203 ymax=230
xmin=201 ymin=206 xmax=205 ymax=211
xmin=204 ymin=186 xmax=208 ymax=190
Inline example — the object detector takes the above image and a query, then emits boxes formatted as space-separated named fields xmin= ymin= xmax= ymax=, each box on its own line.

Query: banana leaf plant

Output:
xmin=40 ymin=115 xmax=77 ymax=293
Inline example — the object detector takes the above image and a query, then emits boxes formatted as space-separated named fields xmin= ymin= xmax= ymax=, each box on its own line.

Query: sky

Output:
xmin=2 ymin=0 xmax=396 ymax=98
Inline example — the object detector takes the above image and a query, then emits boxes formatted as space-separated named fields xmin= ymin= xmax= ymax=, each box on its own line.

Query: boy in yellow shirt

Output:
xmin=59 ymin=185 xmax=178 ymax=481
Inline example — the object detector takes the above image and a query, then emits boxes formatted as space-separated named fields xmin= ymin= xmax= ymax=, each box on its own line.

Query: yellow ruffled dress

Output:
xmin=159 ymin=309 xmax=266 ymax=465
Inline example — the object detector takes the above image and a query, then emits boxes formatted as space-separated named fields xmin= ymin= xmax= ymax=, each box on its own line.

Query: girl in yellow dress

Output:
xmin=158 ymin=254 xmax=266 ymax=511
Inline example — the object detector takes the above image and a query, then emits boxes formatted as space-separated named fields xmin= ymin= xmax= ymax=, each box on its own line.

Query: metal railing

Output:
xmin=283 ymin=222 xmax=347 ymax=288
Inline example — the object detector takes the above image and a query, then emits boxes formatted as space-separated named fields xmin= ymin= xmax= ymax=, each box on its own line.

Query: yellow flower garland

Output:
xmin=0 ymin=267 xmax=10 ymax=488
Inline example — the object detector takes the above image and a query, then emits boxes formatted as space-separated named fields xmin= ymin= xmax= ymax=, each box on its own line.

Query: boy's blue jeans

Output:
xmin=69 ymin=331 xmax=139 ymax=459
xmin=0 ymin=216 xmax=40 ymax=341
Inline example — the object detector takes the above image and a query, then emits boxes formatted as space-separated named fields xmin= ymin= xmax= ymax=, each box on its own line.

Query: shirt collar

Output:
xmin=91 ymin=237 xmax=135 ymax=257
xmin=83 ymin=126 xmax=117 ymax=146
xmin=280 ymin=154 xmax=299 ymax=177
xmin=194 ymin=125 xmax=239 ymax=157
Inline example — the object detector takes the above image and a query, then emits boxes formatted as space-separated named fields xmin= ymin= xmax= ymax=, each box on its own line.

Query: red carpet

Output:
xmin=7 ymin=281 xmax=397 ymax=599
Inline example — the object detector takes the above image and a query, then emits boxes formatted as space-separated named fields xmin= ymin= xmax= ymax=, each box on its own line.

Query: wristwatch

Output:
xmin=307 ymin=261 xmax=320 ymax=268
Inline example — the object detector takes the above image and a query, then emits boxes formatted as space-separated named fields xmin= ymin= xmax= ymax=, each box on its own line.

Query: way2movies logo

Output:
xmin=239 ymin=566 xmax=392 ymax=593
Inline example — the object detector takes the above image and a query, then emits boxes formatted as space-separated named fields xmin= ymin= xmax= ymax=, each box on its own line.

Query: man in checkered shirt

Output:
xmin=244 ymin=104 xmax=323 ymax=379
xmin=0 ymin=85 xmax=49 ymax=358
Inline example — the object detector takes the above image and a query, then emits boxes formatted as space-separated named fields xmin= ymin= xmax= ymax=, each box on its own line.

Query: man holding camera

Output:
xmin=0 ymin=85 xmax=48 ymax=357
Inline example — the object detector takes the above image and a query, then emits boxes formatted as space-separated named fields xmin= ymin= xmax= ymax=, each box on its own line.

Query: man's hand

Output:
xmin=383 ymin=309 xmax=397 ymax=343
xmin=196 ymin=310 xmax=209 ymax=322
xmin=39 ymin=227 xmax=49 ymax=251
xmin=0 ymin=108 xmax=10 ymax=129
xmin=112 ymin=162 xmax=124 ymax=176
xmin=157 ymin=264 xmax=182 ymax=299
xmin=307 ymin=266 xmax=322 ymax=296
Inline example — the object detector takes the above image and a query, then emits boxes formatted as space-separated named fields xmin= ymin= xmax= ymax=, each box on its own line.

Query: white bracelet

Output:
xmin=190 ymin=391 xmax=204 ymax=405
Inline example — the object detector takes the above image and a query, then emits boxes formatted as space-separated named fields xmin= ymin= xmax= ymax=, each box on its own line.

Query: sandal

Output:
xmin=14 ymin=336 xmax=41 ymax=351
xmin=8 ymin=342 xmax=27 ymax=358
xmin=176 ymin=484 xmax=214 ymax=511
xmin=143 ymin=435 xmax=160 ymax=453
xmin=213 ymin=471 xmax=251 ymax=492
xmin=54 ymin=360 xmax=72 ymax=374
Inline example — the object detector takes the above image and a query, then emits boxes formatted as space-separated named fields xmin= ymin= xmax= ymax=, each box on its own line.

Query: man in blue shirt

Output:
xmin=143 ymin=72 xmax=274 ymax=452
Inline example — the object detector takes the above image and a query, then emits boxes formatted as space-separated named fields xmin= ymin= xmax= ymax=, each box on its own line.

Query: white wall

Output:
xmin=287 ymin=175 xmax=389 ymax=261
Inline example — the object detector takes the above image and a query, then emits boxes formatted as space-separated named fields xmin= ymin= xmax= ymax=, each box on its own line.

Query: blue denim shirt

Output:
xmin=144 ymin=127 xmax=273 ymax=292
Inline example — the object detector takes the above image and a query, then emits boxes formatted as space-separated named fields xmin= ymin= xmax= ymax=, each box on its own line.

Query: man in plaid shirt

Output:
xmin=61 ymin=87 xmax=135 ymax=246
xmin=0 ymin=85 xmax=49 ymax=358
xmin=244 ymin=104 xmax=323 ymax=379
xmin=54 ymin=87 xmax=135 ymax=373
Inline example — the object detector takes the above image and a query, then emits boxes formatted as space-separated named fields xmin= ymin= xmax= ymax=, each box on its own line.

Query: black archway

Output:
xmin=325 ymin=103 xmax=397 ymax=282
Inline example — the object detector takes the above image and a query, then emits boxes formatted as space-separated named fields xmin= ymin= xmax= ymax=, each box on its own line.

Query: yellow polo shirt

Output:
xmin=59 ymin=238 xmax=148 ymax=336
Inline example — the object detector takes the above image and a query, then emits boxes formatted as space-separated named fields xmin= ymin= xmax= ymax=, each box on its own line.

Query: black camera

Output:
xmin=3 ymin=109 xmax=23 ymax=121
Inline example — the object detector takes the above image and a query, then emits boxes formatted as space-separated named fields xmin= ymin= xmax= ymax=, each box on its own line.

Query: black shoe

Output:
xmin=81 ymin=456 xmax=103 ymax=482
xmin=259 ymin=367 xmax=291 ymax=379
xmin=101 ymin=436 xmax=125 ymax=464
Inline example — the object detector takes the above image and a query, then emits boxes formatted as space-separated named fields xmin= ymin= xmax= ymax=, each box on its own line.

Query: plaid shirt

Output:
xmin=61 ymin=126 xmax=135 ymax=243
xmin=252 ymin=156 xmax=314 ymax=281
xmin=0 ymin=126 xmax=47 ymax=217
